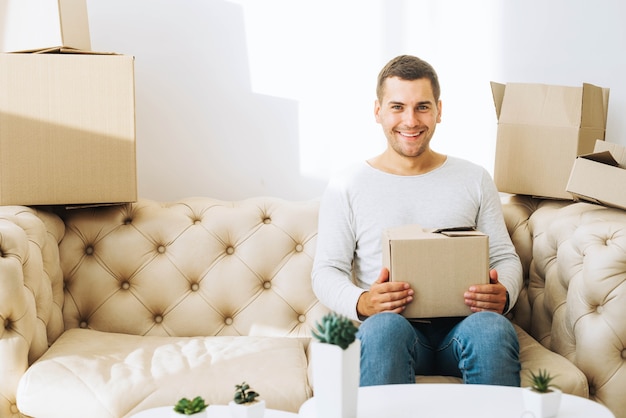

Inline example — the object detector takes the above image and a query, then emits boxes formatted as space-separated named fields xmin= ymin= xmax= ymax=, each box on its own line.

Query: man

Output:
xmin=311 ymin=55 xmax=522 ymax=386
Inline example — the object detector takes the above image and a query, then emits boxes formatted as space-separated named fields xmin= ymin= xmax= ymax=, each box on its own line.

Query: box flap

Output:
xmin=580 ymin=151 xmax=619 ymax=167
xmin=432 ymin=226 xmax=485 ymax=237
xmin=593 ymin=139 xmax=626 ymax=167
xmin=490 ymin=81 xmax=505 ymax=120
xmin=58 ymin=0 xmax=91 ymax=50
xmin=9 ymin=47 xmax=118 ymax=55
xmin=581 ymin=83 xmax=610 ymax=129
xmin=1 ymin=0 xmax=90 ymax=52
xmin=498 ymin=83 xmax=587 ymax=127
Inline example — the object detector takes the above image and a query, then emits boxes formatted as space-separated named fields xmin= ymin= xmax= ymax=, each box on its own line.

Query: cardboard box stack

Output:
xmin=491 ymin=82 xmax=609 ymax=200
xmin=0 ymin=0 xmax=137 ymax=206
xmin=382 ymin=225 xmax=489 ymax=319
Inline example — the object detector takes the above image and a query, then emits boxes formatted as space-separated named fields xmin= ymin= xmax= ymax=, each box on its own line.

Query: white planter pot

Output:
xmin=228 ymin=399 xmax=266 ymax=418
xmin=522 ymin=387 xmax=562 ymax=418
xmin=311 ymin=339 xmax=360 ymax=418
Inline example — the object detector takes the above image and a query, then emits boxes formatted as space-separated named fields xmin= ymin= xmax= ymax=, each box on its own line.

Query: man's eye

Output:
xmin=391 ymin=105 xmax=402 ymax=110
xmin=417 ymin=105 xmax=430 ymax=111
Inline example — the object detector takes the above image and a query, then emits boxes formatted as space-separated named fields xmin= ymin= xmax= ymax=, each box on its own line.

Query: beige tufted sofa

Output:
xmin=0 ymin=196 xmax=624 ymax=418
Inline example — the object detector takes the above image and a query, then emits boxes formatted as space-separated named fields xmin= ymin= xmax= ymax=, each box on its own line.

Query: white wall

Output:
xmin=81 ymin=0 xmax=626 ymax=201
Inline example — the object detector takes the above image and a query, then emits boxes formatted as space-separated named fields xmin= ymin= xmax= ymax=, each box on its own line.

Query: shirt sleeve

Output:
xmin=476 ymin=170 xmax=523 ymax=313
xmin=311 ymin=178 xmax=367 ymax=321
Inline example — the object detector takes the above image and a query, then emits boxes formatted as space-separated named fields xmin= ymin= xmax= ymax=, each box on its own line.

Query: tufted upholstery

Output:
xmin=527 ymin=200 xmax=626 ymax=414
xmin=57 ymin=197 xmax=326 ymax=338
xmin=1 ymin=196 xmax=625 ymax=417
xmin=0 ymin=206 xmax=64 ymax=418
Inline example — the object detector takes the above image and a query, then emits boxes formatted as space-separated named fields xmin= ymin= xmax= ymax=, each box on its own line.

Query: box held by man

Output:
xmin=382 ymin=225 xmax=489 ymax=319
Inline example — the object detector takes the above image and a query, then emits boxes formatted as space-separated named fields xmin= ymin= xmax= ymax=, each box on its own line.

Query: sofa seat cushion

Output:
xmin=17 ymin=329 xmax=310 ymax=418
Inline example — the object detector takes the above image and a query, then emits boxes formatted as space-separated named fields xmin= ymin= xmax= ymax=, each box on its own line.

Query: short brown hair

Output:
xmin=376 ymin=55 xmax=441 ymax=102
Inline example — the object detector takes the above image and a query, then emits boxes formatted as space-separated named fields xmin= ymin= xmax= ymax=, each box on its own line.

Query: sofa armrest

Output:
xmin=530 ymin=201 xmax=626 ymax=414
xmin=0 ymin=206 xmax=64 ymax=417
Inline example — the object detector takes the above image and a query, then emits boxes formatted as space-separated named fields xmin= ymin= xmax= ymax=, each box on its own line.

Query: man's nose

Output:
xmin=403 ymin=110 xmax=419 ymax=127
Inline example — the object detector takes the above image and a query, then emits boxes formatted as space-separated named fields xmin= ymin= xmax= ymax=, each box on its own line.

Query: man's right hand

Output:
xmin=356 ymin=267 xmax=414 ymax=318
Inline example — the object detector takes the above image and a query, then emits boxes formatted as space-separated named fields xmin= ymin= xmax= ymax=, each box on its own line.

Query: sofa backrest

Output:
xmin=58 ymin=197 xmax=329 ymax=338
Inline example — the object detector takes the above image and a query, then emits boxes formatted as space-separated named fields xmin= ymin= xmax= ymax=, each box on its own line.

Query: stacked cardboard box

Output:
xmin=567 ymin=140 xmax=626 ymax=210
xmin=491 ymin=82 xmax=609 ymax=200
xmin=0 ymin=0 xmax=137 ymax=206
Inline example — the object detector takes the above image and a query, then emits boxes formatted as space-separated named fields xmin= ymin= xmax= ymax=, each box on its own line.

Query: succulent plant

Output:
xmin=233 ymin=381 xmax=260 ymax=405
xmin=312 ymin=312 xmax=358 ymax=350
xmin=173 ymin=396 xmax=208 ymax=415
xmin=528 ymin=369 xmax=560 ymax=393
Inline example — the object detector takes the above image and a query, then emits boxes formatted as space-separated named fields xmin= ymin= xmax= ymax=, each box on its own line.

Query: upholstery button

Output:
xmin=298 ymin=315 xmax=306 ymax=323
xmin=295 ymin=244 xmax=303 ymax=252
xmin=605 ymin=238 xmax=612 ymax=246
xmin=123 ymin=217 xmax=132 ymax=225
xmin=194 ymin=219 xmax=202 ymax=225
xmin=79 ymin=321 xmax=88 ymax=328
xmin=263 ymin=281 xmax=271 ymax=289
xmin=263 ymin=217 xmax=271 ymax=224
xmin=3 ymin=318 xmax=10 ymax=330
xmin=154 ymin=315 xmax=163 ymax=323
xmin=622 ymin=349 xmax=626 ymax=359
xmin=85 ymin=246 xmax=94 ymax=255
xmin=226 ymin=246 xmax=235 ymax=255
xmin=191 ymin=283 xmax=200 ymax=291
xmin=225 ymin=317 xmax=233 ymax=325
xmin=157 ymin=245 xmax=166 ymax=254
xmin=597 ymin=305 xmax=604 ymax=314
xmin=10 ymin=404 xmax=18 ymax=413
xmin=121 ymin=281 xmax=130 ymax=290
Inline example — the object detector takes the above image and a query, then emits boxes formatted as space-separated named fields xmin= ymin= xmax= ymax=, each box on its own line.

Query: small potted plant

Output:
xmin=311 ymin=312 xmax=360 ymax=418
xmin=172 ymin=396 xmax=208 ymax=417
xmin=228 ymin=381 xmax=265 ymax=418
xmin=523 ymin=369 xmax=562 ymax=418
xmin=312 ymin=311 xmax=359 ymax=349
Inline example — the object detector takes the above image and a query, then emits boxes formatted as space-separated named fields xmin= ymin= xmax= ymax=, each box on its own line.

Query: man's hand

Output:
xmin=463 ymin=269 xmax=508 ymax=314
xmin=356 ymin=267 xmax=414 ymax=318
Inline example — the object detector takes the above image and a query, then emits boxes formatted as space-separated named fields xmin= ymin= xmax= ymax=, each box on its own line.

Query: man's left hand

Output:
xmin=463 ymin=269 xmax=507 ymax=314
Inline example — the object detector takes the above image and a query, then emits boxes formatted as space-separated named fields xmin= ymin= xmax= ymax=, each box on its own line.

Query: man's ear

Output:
xmin=374 ymin=99 xmax=381 ymax=123
xmin=436 ymin=100 xmax=442 ymax=123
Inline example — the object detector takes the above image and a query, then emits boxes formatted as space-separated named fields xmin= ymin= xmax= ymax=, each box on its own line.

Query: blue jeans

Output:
xmin=357 ymin=311 xmax=520 ymax=386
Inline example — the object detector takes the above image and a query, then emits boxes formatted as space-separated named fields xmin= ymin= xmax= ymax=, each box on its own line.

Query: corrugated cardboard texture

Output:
xmin=491 ymin=82 xmax=609 ymax=199
xmin=0 ymin=52 xmax=136 ymax=205
xmin=567 ymin=140 xmax=626 ymax=210
xmin=382 ymin=225 xmax=489 ymax=319
xmin=0 ymin=0 xmax=91 ymax=52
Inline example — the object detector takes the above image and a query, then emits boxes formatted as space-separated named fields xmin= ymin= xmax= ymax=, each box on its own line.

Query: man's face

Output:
xmin=374 ymin=77 xmax=442 ymax=159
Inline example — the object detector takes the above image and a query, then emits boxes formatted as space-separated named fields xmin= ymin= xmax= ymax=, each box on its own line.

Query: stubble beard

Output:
xmin=389 ymin=131 xmax=432 ymax=159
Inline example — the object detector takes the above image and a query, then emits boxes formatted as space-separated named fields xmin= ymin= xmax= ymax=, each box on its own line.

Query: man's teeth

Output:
xmin=401 ymin=132 xmax=419 ymax=137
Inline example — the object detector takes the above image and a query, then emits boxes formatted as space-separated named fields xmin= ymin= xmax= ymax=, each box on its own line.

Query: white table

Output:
xmin=298 ymin=384 xmax=615 ymax=418
xmin=130 ymin=405 xmax=297 ymax=418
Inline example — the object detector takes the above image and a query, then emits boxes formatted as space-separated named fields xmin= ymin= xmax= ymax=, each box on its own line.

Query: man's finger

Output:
xmin=489 ymin=269 xmax=499 ymax=284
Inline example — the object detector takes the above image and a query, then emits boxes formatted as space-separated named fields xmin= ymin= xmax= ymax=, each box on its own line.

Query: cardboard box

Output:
xmin=0 ymin=49 xmax=137 ymax=206
xmin=491 ymin=82 xmax=609 ymax=200
xmin=567 ymin=140 xmax=626 ymax=210
xmin=0 ymin=0 xmax=91 ymax=52
xmin=382 ymin=225 xmax=489 ymax=319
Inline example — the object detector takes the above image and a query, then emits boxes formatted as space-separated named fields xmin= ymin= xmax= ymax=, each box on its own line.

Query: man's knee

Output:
xmin=357 ymin=312 xmax=413 ymax=344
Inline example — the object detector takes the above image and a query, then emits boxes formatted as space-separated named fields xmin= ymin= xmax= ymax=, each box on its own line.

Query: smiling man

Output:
xmin=311 ymin=55 xmax=523 ymax=387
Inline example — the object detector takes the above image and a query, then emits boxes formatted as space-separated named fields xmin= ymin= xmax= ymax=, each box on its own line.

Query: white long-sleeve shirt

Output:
xmin=311 ymin=157 xmax=522 ymax=321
